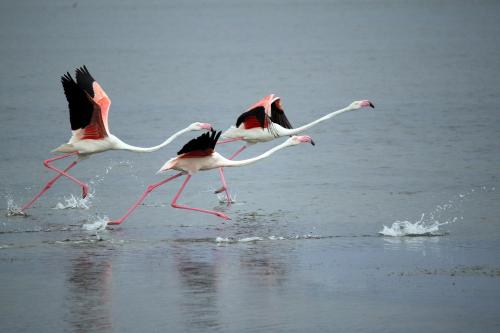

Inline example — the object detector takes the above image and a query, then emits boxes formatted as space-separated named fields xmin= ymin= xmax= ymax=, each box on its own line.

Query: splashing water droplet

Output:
xmin=217 ymin=193 xmax=237 ymax=204
xmin=5 ymin=199 xmax=26 ymax=216
xmin=53 ymin=192 xmax=94 ymax=210
xmin=82 ymin=216 xmax=109 ymax=231
xmin=379 ymin=212 xmax=453 ymax=237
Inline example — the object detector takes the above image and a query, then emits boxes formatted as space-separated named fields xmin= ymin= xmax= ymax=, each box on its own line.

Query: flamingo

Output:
xmin=107 ymin=129 xmax=314 ymax=225
xmin=18 ymin=66 xmax=212 ymax=214
xmin=215 ymin=94 xmax=374 ymax=200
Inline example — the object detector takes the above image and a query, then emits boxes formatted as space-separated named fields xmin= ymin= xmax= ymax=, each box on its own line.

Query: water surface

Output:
xmin=1 ymin=1 xmax=500 ymax=332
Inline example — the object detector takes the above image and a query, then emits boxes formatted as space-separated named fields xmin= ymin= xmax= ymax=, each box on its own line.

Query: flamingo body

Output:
xmin=214 ymin=95 xmax=374 ymax=201
xmin=108 ymin=130 xmax=314 ymax=225
xmin=160 ymin=152 xmax=231 ymax=175
xmin=217 ymin=126 xmax=276 ymax=143
xmin=17 ymin=65 xmax=212 ymax=214
xmin=222 ymin=95 xmax=374 ymax=144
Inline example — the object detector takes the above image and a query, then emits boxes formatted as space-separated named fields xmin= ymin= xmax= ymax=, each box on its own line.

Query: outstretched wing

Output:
xmin=75 ymin=65 xmax=111 ymax=135
xmin=235 ymin=106 xmax=268 ymax=129
xmin=235 ymin=94 xmax=293 ymax=130
xmin=177 ymin=130 xmax=222 ymax=157
xmin=269 ymin=98 xmax=293 ymax=129
xmin=61 ymin=71 xmax=107 ymax=140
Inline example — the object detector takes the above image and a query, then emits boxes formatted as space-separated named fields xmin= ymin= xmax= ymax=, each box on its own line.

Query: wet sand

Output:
xmin=1 ymin=1 xmax=500 ymax=332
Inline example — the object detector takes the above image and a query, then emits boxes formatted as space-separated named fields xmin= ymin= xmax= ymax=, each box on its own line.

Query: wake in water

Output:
xmin=215 ymin=234 xmax=320 ymax=243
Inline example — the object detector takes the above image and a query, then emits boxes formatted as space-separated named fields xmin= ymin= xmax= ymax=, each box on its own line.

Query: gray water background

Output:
xmin=1 ymin=0 xmax=500 ymax=332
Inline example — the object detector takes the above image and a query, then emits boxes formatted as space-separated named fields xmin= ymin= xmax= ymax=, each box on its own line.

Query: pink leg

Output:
xmin=20 ymin=159 xmax=79 ymax=212
xmin=19 ymin=153 xmax=82 ymax=212
xmin=214 ymin=145 xmax=248 ymax=204
xmin=42 ymin=153 xmax=89 ymax=198
xmin=107 ymin=172 xmax=184 ymax=225
xmin=172 ymin=175 xmax=231 ymax=220
xmin=216 ymin=137 xmax=244 ymax=145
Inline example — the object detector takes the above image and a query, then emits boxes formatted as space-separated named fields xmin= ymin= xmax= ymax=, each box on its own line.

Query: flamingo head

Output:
xmin=188 ymin=122 xmax=213 ymax=131
xmin=288 ymin=135 xmax=315 ymax=146
xmin=348 ymin=100 xmax=375 ymax=110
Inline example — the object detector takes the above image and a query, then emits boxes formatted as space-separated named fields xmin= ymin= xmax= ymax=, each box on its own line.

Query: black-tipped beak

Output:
xmin=310 ymin=139 xmax=315 ymax=146
xmin=369 ymin=102 xmax=375 ymax=108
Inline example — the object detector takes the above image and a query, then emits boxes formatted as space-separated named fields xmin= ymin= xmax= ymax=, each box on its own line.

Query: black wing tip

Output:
xmin=61 ymin=72 xmax=74 ymax=83
xmin=75 ymin=65 xmax=94 ymax=79
xmin=74 ymin=64 xmax=95 ymax=97
xmin=177 ymin=129 xmax=222 ymax=155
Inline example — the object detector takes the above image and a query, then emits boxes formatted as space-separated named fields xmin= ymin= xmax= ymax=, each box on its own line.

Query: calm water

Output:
xmin=1 ymin=0 xmax=500 ymax=332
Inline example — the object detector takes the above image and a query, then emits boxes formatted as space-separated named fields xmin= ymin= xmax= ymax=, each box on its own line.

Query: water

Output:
xmin=1 ymin=0 xmax=500 ymax=332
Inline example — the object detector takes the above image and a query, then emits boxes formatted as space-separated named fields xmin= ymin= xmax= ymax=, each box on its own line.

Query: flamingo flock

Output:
xmin=13 ymin=66 xmax=374 ymax=225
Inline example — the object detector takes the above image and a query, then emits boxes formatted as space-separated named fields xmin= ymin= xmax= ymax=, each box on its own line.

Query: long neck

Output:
xmin=116 ymin=127 xmax=192 ymax=153
xmin=278 ymin=106 xmax=353 ymax=136
xmin=220 ymin=140 xmax=292 ymax=168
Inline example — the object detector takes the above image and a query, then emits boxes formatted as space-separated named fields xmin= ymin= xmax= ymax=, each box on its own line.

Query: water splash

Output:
xmin=53 ymin=192 xmax=94 ymax=210
xmin=82 ymin=215 xmax=109 ymax=237
xmin=377 ymin=186 xmax=496 ymax=237
xmin=217 ymin=192 xmax=237 ymax=204
xmin=379 ymin=213 xmax=453 ymax=237
xmin=5 ymin=198 xmax=26 ymax=216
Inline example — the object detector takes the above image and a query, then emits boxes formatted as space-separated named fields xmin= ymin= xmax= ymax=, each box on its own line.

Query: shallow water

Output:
xmin=1 ymin=0 xmax=500 ymax=332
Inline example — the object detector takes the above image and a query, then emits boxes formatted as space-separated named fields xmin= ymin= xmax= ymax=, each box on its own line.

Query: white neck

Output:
xmin=115 ymin=127 xmax=192 ymax=153
xmin=276 ymin=105 xmax=353 ymax=136
xmin=219 ymin=140 xmax=294 ymax=168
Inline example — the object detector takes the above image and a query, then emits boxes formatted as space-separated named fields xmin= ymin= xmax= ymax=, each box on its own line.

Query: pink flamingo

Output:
xmin=215 ymin=94 xmax=375 ymax=200
xmin=18 ymin=66 xmax=212 ymax=214
xmin=107 ymin=130 xmax=314 ymax=225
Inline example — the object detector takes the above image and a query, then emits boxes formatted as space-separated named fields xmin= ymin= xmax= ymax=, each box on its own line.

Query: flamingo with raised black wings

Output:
xmin=18 ymin=66 xmax=212 ymax=214
xmin=215 ymin=94 xmax=374 ymax=201
xmin=107 ymin=129 xmax=314 ymax=225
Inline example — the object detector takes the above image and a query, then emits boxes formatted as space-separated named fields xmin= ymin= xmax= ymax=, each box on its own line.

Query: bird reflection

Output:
xmin=171 ymin=243 xmax=221 ymax=331
xmin=238 ymin=245 xmax=289 ymax=287
xmin=66 ymin=250 xmax=113 ymax=333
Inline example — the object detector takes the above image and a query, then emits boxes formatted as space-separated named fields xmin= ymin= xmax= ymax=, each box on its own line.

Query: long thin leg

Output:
xmin=20 ymin=159 xmax=79 ymax=212
xmin=43 ymin=153 xmax=89 ymax=198
xmin=19 ymin=153 xmax=83 ymax=213
xmin=214 ymin=145 xmax=248 ymax=204
xmin=107 ymin=172 xmax=184 ymax=225
xmin=216 ymin=137 xmax=244 ymax=145
xmin=172 ymin=175 xmax=231 ymax=220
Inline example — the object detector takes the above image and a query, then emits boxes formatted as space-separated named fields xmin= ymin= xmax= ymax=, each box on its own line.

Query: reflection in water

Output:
xmin=170 ymin=241 xmax=292 ymax=331
xmin=66 ymin=250 xmax=113 ymax=333
xmin=238 ymin=245 xmax=289 ymax=287
xmin=383 ymin=236 xmax=442 ymax=254
xmin=171 ymin=244 xmax=221 ymax=331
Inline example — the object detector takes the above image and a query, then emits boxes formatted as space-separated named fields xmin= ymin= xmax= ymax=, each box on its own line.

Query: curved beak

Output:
xmin=361 ymin=100 xmax=375 ymax=109
xmin=310 ymin=139 xmax=315 ymax=146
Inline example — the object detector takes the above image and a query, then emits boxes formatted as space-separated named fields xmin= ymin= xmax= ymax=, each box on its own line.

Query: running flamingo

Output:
xmin=18 ymin=66 xmax=212 ymax=214
xmin=215 ymin=94 xmax=374 ymax=200
xmin=107 ymin=129 xmax=314 ymax=225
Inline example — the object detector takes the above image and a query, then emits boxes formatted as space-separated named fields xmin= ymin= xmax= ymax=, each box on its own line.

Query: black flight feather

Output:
xmin=235 ymin=106 xmax=267 ymax=128
xmin=61 ymin=72 xmax=94 ymax=130
xmin=270 ymin=100 xmax=293 ymax=129
xmin=177 ymin=130 xmax=222 ymax=155
xmin=75 ymin=65 xmax=95 ymax=98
